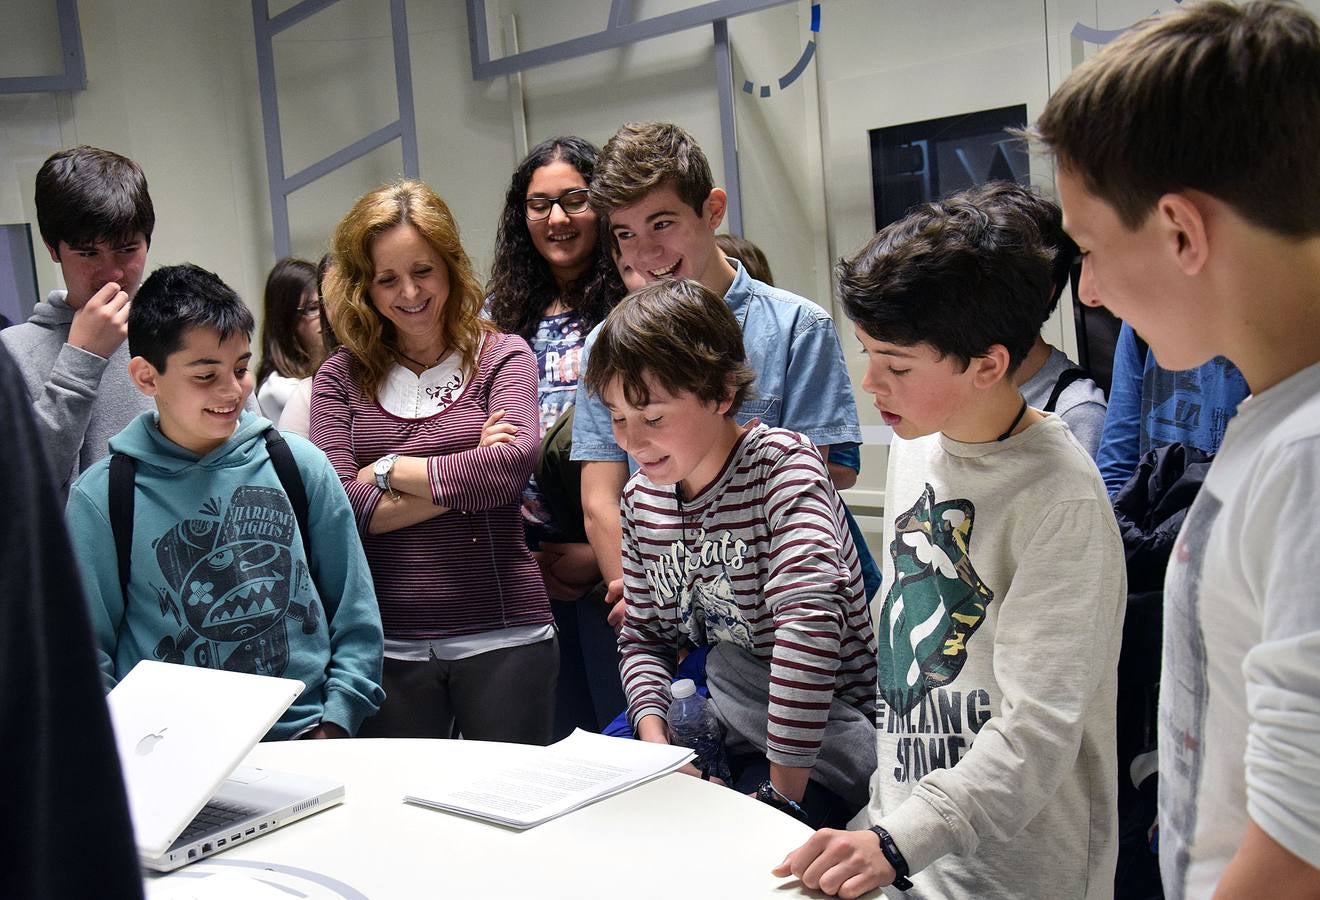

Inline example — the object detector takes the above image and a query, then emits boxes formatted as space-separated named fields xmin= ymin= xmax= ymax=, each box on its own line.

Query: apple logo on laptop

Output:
xmin=136 ymin=727 xmax=167 ymax=756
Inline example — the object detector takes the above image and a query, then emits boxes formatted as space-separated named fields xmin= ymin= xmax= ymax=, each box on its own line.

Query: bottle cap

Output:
xmin=670 ymin=678 xmax=696 ymax=699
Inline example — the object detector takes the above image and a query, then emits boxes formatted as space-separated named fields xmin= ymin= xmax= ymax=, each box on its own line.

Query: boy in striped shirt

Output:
xmin=583 ymin=278 xmax=877 ymax=829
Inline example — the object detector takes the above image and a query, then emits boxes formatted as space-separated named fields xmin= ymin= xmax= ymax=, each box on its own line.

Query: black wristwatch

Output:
xmin=868 ymin=825 xmax=913 ymax=891
xmin=754 ymin=780 xmax=808 ymax=824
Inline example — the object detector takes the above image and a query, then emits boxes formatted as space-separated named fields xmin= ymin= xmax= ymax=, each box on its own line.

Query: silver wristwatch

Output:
xmin=373 ymin=453 xmax=401 ymax=493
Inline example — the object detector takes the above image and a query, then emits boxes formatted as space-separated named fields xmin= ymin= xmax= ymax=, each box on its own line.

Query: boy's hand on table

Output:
xmin=773 ymin=829 xmax=896 ymax=899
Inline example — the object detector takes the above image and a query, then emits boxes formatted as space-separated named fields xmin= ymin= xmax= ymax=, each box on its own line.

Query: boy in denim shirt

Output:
xmin=572 ymin=122 xmax=861 ymax=625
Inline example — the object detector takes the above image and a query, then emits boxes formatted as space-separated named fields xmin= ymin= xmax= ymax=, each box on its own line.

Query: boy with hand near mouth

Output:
xmin=2 ymin=146 xmax=156 ymax=493
xmin=585 ymin=278 xmax=876 ymax=828
xmin=572 ymin=121 xmax=860 ymax=626
xmin=65 ymin=264 xmax=384 ymax=741
xmin=776 ymin=194 xmax=1125 ymax=898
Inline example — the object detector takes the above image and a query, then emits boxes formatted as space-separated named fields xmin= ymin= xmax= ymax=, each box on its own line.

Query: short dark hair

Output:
xmin=129 ymin=264 xmax=254 ymax=371
xmin=838 ymin=195 xmax=1051 ymax=374
xmin=35 ymin=146 xmax=155 ymax=252
xmin=590 ymin=122 xmax=713 ymax=217
xmin=1034 ymin=0 xmax=1320 ymax=235
xmin=963 ymin=181 xmax=1078 ymax=318
xmin=584 ymin=278 xmax=755 ymax=414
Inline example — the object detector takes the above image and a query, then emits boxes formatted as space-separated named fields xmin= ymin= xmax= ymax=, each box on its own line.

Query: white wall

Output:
xmin=818 ymin=0 xmax=1057 ymax=512
xmin=0 ymin=0 xmax=832 ymax=316
xmin=1 ymin=1 xmax=271 ymax=315
xmin=4 ymin=0 xmax=1314 ymax=525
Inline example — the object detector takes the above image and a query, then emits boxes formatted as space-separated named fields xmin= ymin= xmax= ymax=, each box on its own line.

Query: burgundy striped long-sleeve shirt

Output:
xmin=619 ymin=424 xmax=877 ymax=767
xmin=310 ymin=333 xmax=551 ymax=639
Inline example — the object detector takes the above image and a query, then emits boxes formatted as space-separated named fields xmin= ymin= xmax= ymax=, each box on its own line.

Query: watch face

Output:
xmin=374 ymin=456 xmax=393 ymax=475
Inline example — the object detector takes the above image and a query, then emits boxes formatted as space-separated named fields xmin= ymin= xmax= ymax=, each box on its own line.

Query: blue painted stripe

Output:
xmin=778 ymin=40 xmax=815 ymax=90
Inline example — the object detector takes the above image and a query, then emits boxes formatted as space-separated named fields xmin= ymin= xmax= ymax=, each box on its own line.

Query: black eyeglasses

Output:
xmin=524 ymin=188 xmax=591 ymax=221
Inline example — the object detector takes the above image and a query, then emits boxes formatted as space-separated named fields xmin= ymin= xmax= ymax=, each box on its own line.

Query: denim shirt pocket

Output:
xmin=737 ymin=396 xmax=782 ymax=428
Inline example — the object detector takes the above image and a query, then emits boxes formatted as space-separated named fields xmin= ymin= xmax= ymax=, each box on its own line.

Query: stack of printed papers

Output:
xmin=404 ymin=729 xmax=694 ymax=829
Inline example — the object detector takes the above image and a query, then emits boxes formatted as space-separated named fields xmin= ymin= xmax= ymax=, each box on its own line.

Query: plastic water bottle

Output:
xmin=666 ymin=679 xmax=731 ymax=783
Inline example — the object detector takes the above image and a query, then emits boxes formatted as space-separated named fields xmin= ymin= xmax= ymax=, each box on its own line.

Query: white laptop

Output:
xmin=107 ymin=660 xmax=345 ymax=873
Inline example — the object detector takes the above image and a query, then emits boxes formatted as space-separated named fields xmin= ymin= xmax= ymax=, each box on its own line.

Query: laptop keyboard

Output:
xmin=177 ymin=799 xmax=260 ymax=843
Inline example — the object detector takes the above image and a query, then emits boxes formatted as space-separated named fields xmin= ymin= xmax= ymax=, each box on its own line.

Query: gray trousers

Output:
xmin=359 ymin=635 xmax=559 ymax=745
xmin=703 ymin=642 xmax=877 ymax=809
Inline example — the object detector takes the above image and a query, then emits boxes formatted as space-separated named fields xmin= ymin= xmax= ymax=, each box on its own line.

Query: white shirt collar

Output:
xmin=378 ymin=334 xmax=483 ymax=419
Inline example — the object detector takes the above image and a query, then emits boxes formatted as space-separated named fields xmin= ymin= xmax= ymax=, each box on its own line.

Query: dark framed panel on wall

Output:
xmin=869 ymin=104 xmax=1030 ymax=231
xmin=0 ymin=224 xmax=40 ymax=328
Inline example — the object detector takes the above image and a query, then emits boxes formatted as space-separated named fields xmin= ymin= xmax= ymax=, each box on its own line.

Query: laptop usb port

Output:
xmin=245 ymin=828 xmax=255 ymax=836
xmin=216 ymin=839 xmax=226 ymax=847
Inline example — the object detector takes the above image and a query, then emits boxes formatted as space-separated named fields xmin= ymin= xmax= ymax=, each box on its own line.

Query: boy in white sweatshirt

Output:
xmin=778 ymin=191 xmax=1126 ymax=898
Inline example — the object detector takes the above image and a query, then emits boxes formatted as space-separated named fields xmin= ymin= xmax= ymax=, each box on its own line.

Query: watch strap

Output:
xmin=374 ymin=453 xmax=400 ymax=493
xmin=754 ymin=780 xmax=808 ymax=824
xmin=869 ymin=825 xmax=913 ymax=891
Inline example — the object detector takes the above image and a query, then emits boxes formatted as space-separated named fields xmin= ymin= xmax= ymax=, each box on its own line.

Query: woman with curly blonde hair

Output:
xmin=312 ymin=179 xmax=556 ymax=743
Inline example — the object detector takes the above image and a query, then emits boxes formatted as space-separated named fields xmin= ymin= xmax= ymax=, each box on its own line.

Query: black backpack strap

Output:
xmin=263 ymin=427 xmax=311 ymax=562
xmin=1045 ymin=367 xmax=1088 ymax=413
xmin=108 ymin=453 xmax=137 ymax=598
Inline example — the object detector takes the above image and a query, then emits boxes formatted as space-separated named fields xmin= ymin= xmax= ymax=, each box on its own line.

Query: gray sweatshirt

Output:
xmin=1 ymin=290 xmax=153 ymax=493
xmin=1020 ymin=346 xmax=1107 ymax=460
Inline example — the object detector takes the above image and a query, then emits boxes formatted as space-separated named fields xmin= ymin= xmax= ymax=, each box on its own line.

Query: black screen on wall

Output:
xmin=869 ymin=104 xmax=1030 ymax=232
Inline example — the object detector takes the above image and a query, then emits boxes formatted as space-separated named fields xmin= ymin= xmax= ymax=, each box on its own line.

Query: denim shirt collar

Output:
xmin=723 ymin=258 xmax=754 ymax=324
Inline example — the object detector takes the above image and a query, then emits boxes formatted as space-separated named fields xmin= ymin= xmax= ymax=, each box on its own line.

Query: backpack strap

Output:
xmin=1045 ymin=367 xmax=1088 ymax=413
xmin=263 ymin=427 xmax=311 ymax=562
xmin=108 ymin=453 xmax=137 ymax=598
xmin=107 ymin=431 xmax=310 ymax=595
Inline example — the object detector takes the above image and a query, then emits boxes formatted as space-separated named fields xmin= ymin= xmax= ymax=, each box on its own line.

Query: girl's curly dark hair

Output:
xmin=487 ymin=136 xmax=625 ymax=339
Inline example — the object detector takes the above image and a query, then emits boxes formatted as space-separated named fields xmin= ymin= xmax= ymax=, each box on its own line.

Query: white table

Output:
xmin=145 ymin=738 xmax=824 ymax=899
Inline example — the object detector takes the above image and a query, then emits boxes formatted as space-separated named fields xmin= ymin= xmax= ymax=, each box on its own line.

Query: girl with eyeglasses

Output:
xmin=256 ymin=256 xmax=323 ymax=423
xmin=487 ymin=136 xmax=627 ymax=738
xmin=273 ymin=254 xmax=343 ymax=438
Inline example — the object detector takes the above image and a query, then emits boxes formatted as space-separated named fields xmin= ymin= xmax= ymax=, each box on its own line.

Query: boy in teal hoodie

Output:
xmin=66 ymin=264 xmax=384 ymax=740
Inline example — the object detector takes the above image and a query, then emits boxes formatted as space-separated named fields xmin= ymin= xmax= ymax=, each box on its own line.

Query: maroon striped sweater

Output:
xmin=310 ymin=333 xmax=551 ymax=639
xmin=619 ymin=424 xmax=877 ymax=766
